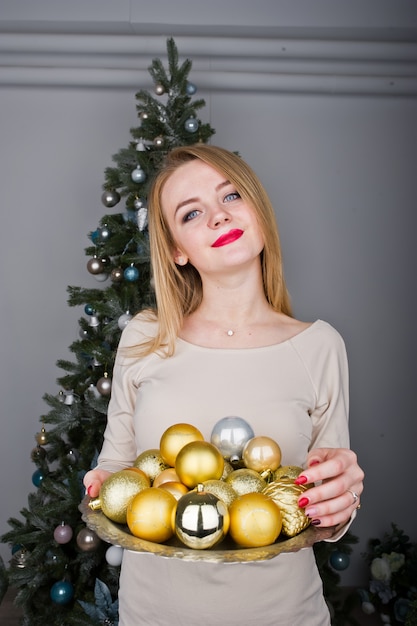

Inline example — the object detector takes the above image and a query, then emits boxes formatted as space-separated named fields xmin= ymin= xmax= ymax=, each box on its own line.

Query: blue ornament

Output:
xmin=32 ymin=469 xmax=44 ymax=487
xmin=329 ymin=550 xmax=350 ymax=571
xmin=184 ymin=117 xmax=199 ymax=133
xmin=98 ymin=225 xmax=111 ymax=241
xmin=186 ymin=82 xmax=197 ymax=95
xmin=50 ymin=580 xmax=74 ymax=605
xmin=84 ymin=304 xmax=94 ymax=316
xmin=124 ymin=265 xmax=139 ymax=282
xmin=90 ymin=229 xmax=100 ymax=244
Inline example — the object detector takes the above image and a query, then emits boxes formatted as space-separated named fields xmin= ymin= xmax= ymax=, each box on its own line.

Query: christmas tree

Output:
xmin=0 ymin=37 xmax=214 ymax=626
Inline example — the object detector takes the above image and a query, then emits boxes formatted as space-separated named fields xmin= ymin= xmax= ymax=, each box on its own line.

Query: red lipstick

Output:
xmin=211 ymin=229 xmax=244 ymax=248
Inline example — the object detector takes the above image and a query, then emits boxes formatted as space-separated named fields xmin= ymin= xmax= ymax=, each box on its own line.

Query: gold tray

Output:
xmin=79 ymin=496 xmax=336 ymax=563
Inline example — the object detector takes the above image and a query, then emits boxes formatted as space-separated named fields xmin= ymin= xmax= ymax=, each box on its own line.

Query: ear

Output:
xmin=173 ymin=249 xmax=188 ymax=266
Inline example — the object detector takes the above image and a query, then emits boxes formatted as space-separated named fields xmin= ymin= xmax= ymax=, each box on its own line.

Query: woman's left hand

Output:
xmin=295 ymin=447 xmax=364 ymax=528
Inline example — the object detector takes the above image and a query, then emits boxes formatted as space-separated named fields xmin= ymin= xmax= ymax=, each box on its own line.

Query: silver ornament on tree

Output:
xmin=76 ymin=527 xmax=101 ymax=552
xmin=98 ymin=225 xmax=111 ymax=242
xmin=136 ymin=139 xmax=146 ymax=151
xmin=87 ymin=256 xmax=104 ymax=275
xmin=110 ymin=267 xmax=123 ymax=283
xmin=154 ymin=82 xmax=165 ymax=95
xmin=101 ymin=190 xmax=120 ymax=208
xmin=186 ymin=81 xmax=197 ymax=95
xmin=96 ymin=373 xmax=112 ymax=396
xmin=118 ymin=311 xmax=132 ymax=330
xmin=137 ymin=206 xmax=148 ymax=232
xmin=133 ymin=196 xmax=144 ymax=210
xmin=89 ymin=314 xmax=100 ymax=330
xmin=131 ymin=166 xmax=146 ymax=184
xmin=184 ymin=117 xmax=199 ymax=133
xmin=153 ymin=136 xmax=164 ymax=147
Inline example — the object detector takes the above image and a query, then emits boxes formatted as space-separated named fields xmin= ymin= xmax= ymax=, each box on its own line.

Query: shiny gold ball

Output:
xmin=228 ymin=492 xmax=282 ymax=547
xmin=225 ymin=468 xmax=267 ymax=496
xmin=175 ymin=441 xmax=224 ymax=488
xmin=242 ymin=436 xmax=282 ymax=473
xmin=159 ymin=423 xmax=204 ymax=467
xmin=127 ymin=487 xmax=177 ymax=543
xmin=89 ymin=468 xmax=150 ymax=524
xmin=174 ymin=484 xmax=230 ymax=549
xmin=153 ymin=467 xmax=182 ymax=488
xmin=159 ymin=481 xmax=189 ymax=500
xmin=263 ymin=477 xmax=311 ymax=537
xmin=35 ymin=427 xmax=48 ymax=446
xmin=201 ymin=479 xmax=238 ymax=508
xmin=274 ymin=465 xmax=304 ymax=481
xmin=133 ymin=449 xmax=170 ymax=483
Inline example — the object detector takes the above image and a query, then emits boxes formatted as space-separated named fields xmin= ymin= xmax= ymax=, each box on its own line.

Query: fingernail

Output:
xmin=305 ymin=507 xmax=317 ymax=517
xmin=311 ymin=518 xmax=321 ymax=526
xmin=295 ymin=475 xmax=308 ymax=485
xmin=309 ymin=460 xmax=320 ymax=466
xmin=298 ymin=497 xmax=309 ymax=508
xmin=87 ymin=485 xmax=93 ymax=496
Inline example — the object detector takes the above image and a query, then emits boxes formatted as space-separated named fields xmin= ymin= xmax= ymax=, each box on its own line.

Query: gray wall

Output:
xmin=0 ymin=0 xmax=416 ymax=587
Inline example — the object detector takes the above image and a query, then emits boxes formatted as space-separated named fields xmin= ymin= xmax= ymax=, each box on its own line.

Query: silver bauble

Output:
xmin=210 ymin=416 xmax=255 ymax=463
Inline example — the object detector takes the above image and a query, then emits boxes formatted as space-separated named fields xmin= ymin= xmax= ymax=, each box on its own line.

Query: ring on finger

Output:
xmin=347 ymin=489 xmax=360 ymax=509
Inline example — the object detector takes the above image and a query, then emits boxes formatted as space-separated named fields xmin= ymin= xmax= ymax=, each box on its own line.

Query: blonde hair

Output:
xmin=134 ymin=144 xmax=292 ymax=357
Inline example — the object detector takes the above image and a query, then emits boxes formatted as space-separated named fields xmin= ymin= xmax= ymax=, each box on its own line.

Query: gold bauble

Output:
xmin=228 ymin=492 xmax=282 ymax=548
xmin=174 ymin=484 xmax=230 ymax=549
xmin=221 ymin=460 xmax=234 ymax=480
xmin=201 ymin=479 xmax=238 ymax=508
xmin=242 ymin=436 xmax=282 ymax=474
xmin=35 ymin=427 xmax=48 ymax=446
xmin=159 ymin=481 xmax=189 ymax=500
xmin=126 ymin=487 xmax=177 ymax=543
xmin=263 ymin=477 xmax=311 ymax=537
xmin=133 ymin=449 xmax=170 ymax=483
xmin=175 ymin=441 xmax=224 ymax=488
xmin=153 ymin=467 xmax=181 ymax=488
xmin=274 ymin=465 xmax=304 ymax=481
xmin=225 ymin=468 xmax=267 ymax=496
xmin=88 ymin=468 xmax=150 ymax=524
xmin=159 ymin=423 xmax=204 ymax=467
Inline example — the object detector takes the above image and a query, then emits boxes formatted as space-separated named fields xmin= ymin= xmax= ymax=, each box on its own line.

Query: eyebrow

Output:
xmin=174 ymin=179 xmax=231 ymax=215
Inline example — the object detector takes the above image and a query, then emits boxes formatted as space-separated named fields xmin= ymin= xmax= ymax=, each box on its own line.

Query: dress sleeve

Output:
xmin=95 ymin=318 xmax=146 ymax=472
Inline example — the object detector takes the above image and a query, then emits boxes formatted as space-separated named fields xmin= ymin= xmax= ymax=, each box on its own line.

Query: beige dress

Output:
xmin=97 ymin=314 xmax=351 ymax=626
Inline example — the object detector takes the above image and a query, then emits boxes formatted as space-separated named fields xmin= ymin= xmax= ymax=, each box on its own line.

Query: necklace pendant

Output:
xmin=227 ymin=329 xmax=234 ymax=337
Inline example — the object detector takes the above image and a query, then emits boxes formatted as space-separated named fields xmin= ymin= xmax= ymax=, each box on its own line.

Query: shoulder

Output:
xmin=118 ymin=310 xmax=159 ymax=349
xmin=291 ymin=319 xmax=348 ymax=359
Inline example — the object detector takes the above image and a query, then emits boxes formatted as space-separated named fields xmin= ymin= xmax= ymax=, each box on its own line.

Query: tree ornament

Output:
xmin=89 ymin=314 xmax=100 ymax=329
xmin=53 ymin=522 xmax=73 ymax=545
xmin=159 ymin=423 xmax=204 ymax=467
xmin=225 ymin=468 xmax=266 ymax=496
xmin=105 ymin=545 xmax=124 ymax=567
xmin=63 ymin=390 xmax=75 ymax=405
xmin=263 ymin=477 xmax=311 ymax=537
xmin=152 ymin=467 xmax=181 ymax=488
xmin=184 ymin=117 xmax=199 ymax=133
xmin=175 ymin=484 xmax=230 ymax=549
xmin=76 ymin=527 xmax=101 ymax=552
xmin=153 ymin=136 xmax=164 ymax=147
xmin=87 ymin=256 xmax=104 ymax=275
xmin=154 ymin=82 xmax=165 ymax=95
xmin=109 ymin=267 xmax=123 ymax=283
xmin=97 ymin=373 xmax=112 ymax=396
xmin=131 ymin=166 xmax=146 ymax=183
xmin=133 ymin=448 xmax=170 ymax=483
xmin=136 ymin=139 xmax=146 ymax=151
xmin=127 ymin=487 xmax=177 ymax=543
xmin=201 ymin=478 xmax=238 ymax=508
xmin=139 ymin=111 xmax=149 ymax=120
xmin=35 ymin=426 xmax=48 ymax=445
xmin=101 ymin=190 xmax=120 ymax=208
xmin=133 ymin=196 xmax=144 ymax=209
xmin=242 ymin=435 xmax=282 ymax=479
xmin=123 ymin=264 xmax=139 ymax=282
xmin=88 ymin=467 xmax=150 ymax=524
xmin=66 ymin=448 xmax=79 ymax=465
xmin=50 ymin=580 xmax=74 ymax=605
xmin=32 ymin=468 xmax=44 ymax=487
xmin=228 ymin=492 xmax=282 ymax=548
xmin=84 ymin=304 xmax=95 ymax=316
xmin=186 ymin=81 xmax=197 ymax=95
xmin=137 ymin=206 xmax=148 ymax=231
xmin=31 ymin=445 xmax=46 ymax=462
xmin=93 ymin=272 xmax=108 ymax=282
xmin=118 ymin=312 xmax=132 ymax=330
xmin=210 ymin=416 xmax=255 ymax=463
xmin=10 ymin=548 xmax=30 ymax=569
xmin=175 ymin=440 xmax=224 ymax=488
xmin=329 ymin=550 xmax=350 ymax=571
xmin=159 ymin=481 xmax=189 ymax=500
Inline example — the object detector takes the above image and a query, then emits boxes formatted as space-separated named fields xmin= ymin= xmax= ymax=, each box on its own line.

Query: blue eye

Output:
xmin=183 ymin=209 xmax=199 ymax=222
xmin=224 ymin=191 xmax=240 ymax=202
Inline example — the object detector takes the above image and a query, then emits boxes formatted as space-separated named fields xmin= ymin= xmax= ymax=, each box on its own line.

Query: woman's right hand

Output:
xmin=83 ymin=469 xmax=112 ymax=498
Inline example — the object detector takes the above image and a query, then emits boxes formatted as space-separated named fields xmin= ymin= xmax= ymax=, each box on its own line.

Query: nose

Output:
xmin=207 ymin=205 xmax=231 ymax=229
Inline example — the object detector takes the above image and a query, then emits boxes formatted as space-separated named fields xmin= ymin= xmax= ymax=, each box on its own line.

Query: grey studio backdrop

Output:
xmin=0 ymin=0 xmax=416 ymax=587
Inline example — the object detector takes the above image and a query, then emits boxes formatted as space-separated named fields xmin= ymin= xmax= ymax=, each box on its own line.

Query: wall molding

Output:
xmin=1 ymin=32 xmax=416 ymax=95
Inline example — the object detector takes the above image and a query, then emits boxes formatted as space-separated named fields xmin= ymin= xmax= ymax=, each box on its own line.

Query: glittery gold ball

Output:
xmin=274 ymin=465 xmax=304 ymax=481
xmin=127 ymin=487 xmax=177 ymax=543
xmin=159 ymin=423 xmax=204 ymax=467
xmin=228 ymin=492 xmax=282 ymax=547
xmin=90 ymin=468 xmax=150 ymax=524
xmin=133 ymin=449 xmax=170 ymax=483
xmin=263 ymin=477 xmax=311 ymax=537
xmin=201 ymin=479 xmax=238 ymax=508
xmin=175 ymin=441 xmax=224 ymax=488
xmin=225 ymin=468 xmax=267 ymax=496
xmin=242 ymin=436 xmax=282 ymax=473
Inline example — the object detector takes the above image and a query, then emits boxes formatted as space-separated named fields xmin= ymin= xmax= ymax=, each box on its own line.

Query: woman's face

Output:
xmin=160 ymin=159 xmax=265 ymax=280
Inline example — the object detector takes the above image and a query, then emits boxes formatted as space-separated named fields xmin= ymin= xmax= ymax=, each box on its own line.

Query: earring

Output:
xmin=176 ymin=257 xmax=185 ymax=266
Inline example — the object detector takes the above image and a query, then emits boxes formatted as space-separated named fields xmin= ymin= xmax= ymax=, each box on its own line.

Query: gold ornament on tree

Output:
xmin=263 ymin=477 xmax=311 ymax=537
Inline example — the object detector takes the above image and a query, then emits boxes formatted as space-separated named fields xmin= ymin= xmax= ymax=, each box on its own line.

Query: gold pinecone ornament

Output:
xmin=263 ymin=477 xmax=311 ymax=537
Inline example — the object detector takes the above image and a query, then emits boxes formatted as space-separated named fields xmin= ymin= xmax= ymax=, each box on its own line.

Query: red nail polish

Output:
xmin=298 ymin=497 xmax=309 ymax=508
xmin=295 ymin=475 xmax=308 ymax=485
xmin=311 ymin=519 xmax=321 ymax=526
